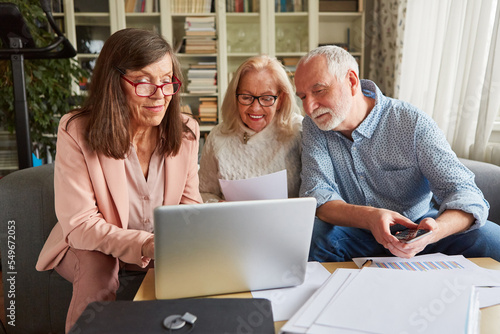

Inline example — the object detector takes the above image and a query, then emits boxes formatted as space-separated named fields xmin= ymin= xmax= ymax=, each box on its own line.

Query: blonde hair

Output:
xmin=220 ymin=55 xmax=301 ymax=141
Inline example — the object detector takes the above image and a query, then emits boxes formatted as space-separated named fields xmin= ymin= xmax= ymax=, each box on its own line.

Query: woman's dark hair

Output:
xmin=68 ymin=28 xmax=194 ymax=159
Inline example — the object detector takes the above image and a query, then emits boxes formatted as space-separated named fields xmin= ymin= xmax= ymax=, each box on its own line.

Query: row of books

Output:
xmin=275 ymin=0 xmax=309 ymax=12
xmin=125 ymin=0 xmax=158 ymax=13
xmin=226 ymin=0 xmax=260 ymax=12
xmin=184 ymin=16 xmax=217 ymax=54
xmin=225 ymin=0 xmax=315 ymax=13
xmin=227 ymin=0 xmax=363 ymax=13
xmin=181 ymin=97 xmax=218 ymax=124
xmin=187 ymin=62 xmax=218 ymax=94
xmin=171 ymin=0 xmax=214 ymax=13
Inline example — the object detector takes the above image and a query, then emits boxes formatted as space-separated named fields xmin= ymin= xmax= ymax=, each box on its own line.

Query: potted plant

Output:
xmin=0 ymin=0 xmax=87 ymax=167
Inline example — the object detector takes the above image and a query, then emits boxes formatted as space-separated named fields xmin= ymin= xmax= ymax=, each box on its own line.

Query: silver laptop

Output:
xmin=153 ymin=197 xmax=317 ymax=299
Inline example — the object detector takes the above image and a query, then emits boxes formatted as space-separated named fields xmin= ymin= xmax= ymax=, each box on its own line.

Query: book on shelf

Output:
xmin=189 ymin=88 xmax=218 ymax=94
xmin=184 ymin=16 xmax=216 ymax=31
xmin=185 ymin=30 xmax=217 ymax=37
xmin=188 ymin=69 xmax=217 ymax=77
xmin=185 ymin=45 xmax=217 ymax=52
xmin=199 ymin=117 xmax=218 ymax=123
xmin=185 ymin=16 xmax=216 ymax=25
xmin=190 ymin=62 xmax=218 ymax=69
xmin=199 ymin=96 xmax=217 ymax=101
xmin=185 ymin=48 xmax=217 ymax=54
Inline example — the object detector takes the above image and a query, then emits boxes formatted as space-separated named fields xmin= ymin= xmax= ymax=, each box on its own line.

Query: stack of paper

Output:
xmin=281 ymin=255 xmax=500 ymax=334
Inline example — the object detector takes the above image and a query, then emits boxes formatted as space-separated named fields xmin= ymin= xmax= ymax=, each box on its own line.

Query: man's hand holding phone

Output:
xmin=388 ymin=218 xmax=438 ymax=259
xmin=365 ymin=207 xmax=436 ymax=258
xmin=392 ymin=228 xmax=433 ymax=243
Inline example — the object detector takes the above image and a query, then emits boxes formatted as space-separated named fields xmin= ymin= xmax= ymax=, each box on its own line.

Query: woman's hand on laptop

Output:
xmin=142 ymin=235 xmax=155 ymax=259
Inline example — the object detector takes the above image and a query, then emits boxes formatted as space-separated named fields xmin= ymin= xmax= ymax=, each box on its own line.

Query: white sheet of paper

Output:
xmin=478 ymin=286 xmax=500 ymax=308
xmin=219 ymin=170 xmax=287 ymax=201
xmin=251 ymin=262 xmax=330 ymax=321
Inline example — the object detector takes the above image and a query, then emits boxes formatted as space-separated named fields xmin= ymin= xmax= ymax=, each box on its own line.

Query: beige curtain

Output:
xmin=367 ymin=0 xmax=407 ymax=98
xmin=398 ymin=0 xmax=500 ymax=163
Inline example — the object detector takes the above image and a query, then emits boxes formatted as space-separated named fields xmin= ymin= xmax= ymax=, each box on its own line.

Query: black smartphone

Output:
xmin=392 ymin=228 xmax=432 ymax=243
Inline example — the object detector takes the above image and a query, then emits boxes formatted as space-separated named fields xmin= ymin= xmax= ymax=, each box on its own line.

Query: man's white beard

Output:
xmin=311 ymin=107 xmax=345 ymax=131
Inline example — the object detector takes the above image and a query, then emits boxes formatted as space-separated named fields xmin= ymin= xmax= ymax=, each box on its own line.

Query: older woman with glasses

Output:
xmin=36 ymin=28 xmax=202 ymax=332
xmin=199 ymin=55 xmax=303 ymax=202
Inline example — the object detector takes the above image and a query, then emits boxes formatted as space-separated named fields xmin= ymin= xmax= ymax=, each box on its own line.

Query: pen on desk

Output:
xmin=361 ymin=260 xmax=373 ymax=268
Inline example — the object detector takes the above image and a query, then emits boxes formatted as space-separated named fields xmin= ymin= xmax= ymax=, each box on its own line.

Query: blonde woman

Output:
xmin=199 ymin=55 xmax=303 ymax=201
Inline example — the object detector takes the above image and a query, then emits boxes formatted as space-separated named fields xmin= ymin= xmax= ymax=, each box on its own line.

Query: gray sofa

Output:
xmin=0 ymin=163 xmax=146 ymax=334
xmin=459 ymin=158 xmax=500 ymax=225
xmin=0 ymin=158 xmax=499 ymax=333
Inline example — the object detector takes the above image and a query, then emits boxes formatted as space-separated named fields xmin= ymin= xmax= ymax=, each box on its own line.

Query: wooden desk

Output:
xmin=134 ymin=258 xmax=500 ymax=334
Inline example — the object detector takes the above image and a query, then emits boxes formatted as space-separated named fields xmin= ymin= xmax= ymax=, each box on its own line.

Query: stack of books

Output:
xmin=198 ymin=97 xmax=218 ymax=123
xmin=187 ymin=62 xmax=217 ymax=94
xmin=184 ymin=16 xmax=217 ymax=54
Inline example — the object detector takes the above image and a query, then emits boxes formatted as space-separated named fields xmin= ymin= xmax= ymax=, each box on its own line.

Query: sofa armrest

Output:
xmin=0 ymin=163 xmax=58 ymax=333
xmin=460 ymin=158 xmax=500 ymax=225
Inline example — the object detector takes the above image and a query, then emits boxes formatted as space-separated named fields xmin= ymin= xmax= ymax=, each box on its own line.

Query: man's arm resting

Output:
xmin=420 ymin=209 xmax=474 ymax=240
xmin=317 ymin=201 xmax=475 ymax=259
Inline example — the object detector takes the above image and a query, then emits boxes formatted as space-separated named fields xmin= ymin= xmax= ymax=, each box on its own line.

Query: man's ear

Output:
xmin=346 ymin=69 xmax=359 ymax=96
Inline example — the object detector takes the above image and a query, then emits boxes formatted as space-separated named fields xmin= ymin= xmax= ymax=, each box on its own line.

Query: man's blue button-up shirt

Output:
xmin=300 ymin=80 xmax=488 ymax=228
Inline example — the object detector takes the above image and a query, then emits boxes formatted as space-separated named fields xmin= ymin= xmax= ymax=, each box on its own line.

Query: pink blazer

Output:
xmin=36 ymin=113 xmax=202 ymax=271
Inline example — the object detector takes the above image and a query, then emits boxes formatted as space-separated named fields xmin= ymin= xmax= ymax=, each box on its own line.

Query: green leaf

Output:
xmin=0 ymin=0 xmax=90 ymax=160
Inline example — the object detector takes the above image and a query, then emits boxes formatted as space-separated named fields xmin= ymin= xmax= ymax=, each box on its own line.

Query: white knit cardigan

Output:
xmin=198 ymin=114 xmax=303 ymax=202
